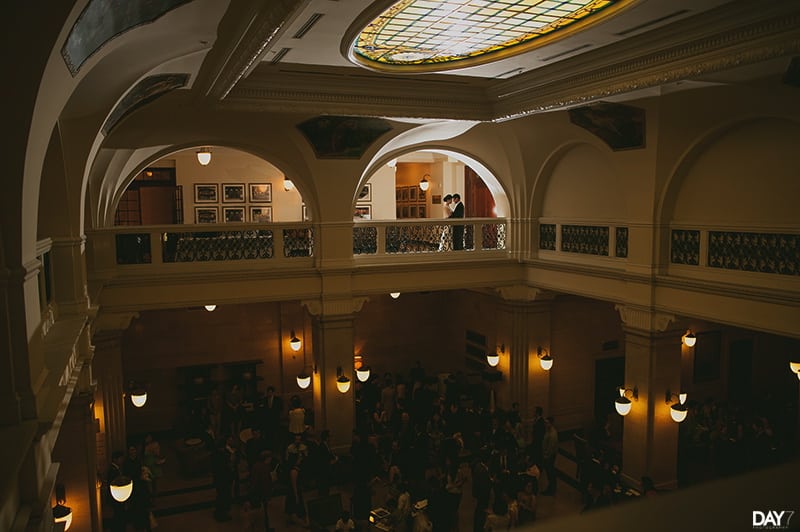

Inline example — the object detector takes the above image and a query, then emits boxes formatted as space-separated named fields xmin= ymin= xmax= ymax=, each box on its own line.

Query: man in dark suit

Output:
xmin=262 ymin=385 xmax=283 ymax=451
xmin=472 ymin=451 xmax=491 ymax=532
xmin=451 ymin=193 xmax=465 ymax=250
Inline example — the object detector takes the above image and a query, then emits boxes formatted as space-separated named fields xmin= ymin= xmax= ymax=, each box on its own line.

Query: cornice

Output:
xmin=221 ymin=3 xmax=800 ymax=122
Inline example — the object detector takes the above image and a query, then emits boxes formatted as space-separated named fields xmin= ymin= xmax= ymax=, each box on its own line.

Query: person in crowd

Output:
xmin=530 ymin=406 xmax=545 ymax=467
xmin=262 ymin=385 xmax=284 ymax=451
xmin=439 ymin=194 xmax=454 ymax=251
xmin=472 ymin=451 xmax=492 ymax=532
xmin=483 ymin=498 xmax=511 ymax=531
xmin=142 ymin=433 xmax=166 ymax=496
xmin=450 ymin=193 xmax=465 ymax=250
xmin=287 ymin=394 xmax=306 ymax=438
xmin=284 ymin=433 xmax=308 ymax=525
xmin=541 ymin=416 xmax=559 ymax=495
xmin=212 ymin=436 xmax=237 ymax=522
xmin=249 ymin=449 xmax=274 ymax=532
xmin=517 ymin=478 xmax=537 ymax=525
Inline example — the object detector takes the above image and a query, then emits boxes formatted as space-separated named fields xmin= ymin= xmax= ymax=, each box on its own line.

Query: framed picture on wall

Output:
xmin=223 ymin=207 xmax=245 ymax=223
xmin=250 ymin=206 xmax=272 ymax=223
xmin=358 ymin=183 xmax=371 ymax=202
xmin=302 ymin=203 xmax=309 ymax=221
xmin=409 ymin=186 xmax=417 ymax=201
xmin=249 ymin=183 xmax=272 ymax=203
xmin=222 ymin=183 xmax=245 ymax=203
xmin=354 ymin=204 xmax=371 ymax=220
xmin=194 ymin=184 xmax=218 ymax=203
xmin=195 ymin=206 xmax=218 ymax=224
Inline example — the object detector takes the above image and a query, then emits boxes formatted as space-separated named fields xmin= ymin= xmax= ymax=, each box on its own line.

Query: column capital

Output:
xmin=302 ymin=296 xmax=368 ymax=318
xmin=90 ymin=309 xmax=138 ymax=338
xmin=495 ymin=285 xmax=556 ymax=303
xmin=615 ymin=304 xmax=676 ymax=333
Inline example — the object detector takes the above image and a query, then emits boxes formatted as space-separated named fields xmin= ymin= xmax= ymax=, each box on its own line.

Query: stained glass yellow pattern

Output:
xmin=353 ymin=0 xmax=624 ymax=70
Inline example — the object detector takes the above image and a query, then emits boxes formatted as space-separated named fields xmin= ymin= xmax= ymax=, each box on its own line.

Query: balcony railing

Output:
xmin=88 ymin=219 xmax=508 ymax=270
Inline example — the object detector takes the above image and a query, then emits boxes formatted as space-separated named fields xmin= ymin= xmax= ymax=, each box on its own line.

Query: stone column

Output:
xmin=495 ymin=286 xmax=555 ymax=420
xmin=49 ymin=236 xmax=89 ymax=316
xmin=616 ymin=305 xmax=684 ymax=490
xmin=303 ymin=297 xmax=367 ymax=452
xmin=91 ymin=312 xmax=137 ymax=466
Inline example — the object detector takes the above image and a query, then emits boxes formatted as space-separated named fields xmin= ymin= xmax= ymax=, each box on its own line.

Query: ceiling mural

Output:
xmin=297 ymin=116 xmax=393 ymax=159
xmin=102 ymin=73 xmax=190 ymax=135
xmin=62 ymin=0 xmax=192 ymax=75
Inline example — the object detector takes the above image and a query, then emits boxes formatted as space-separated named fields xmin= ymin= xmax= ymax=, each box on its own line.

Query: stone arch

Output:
xmin=531 ymin=140 xmax=623 ymax=221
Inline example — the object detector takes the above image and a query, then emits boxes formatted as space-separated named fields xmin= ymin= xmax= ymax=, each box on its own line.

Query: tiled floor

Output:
xmin=142 ymin=436 xmax=585 ymax=531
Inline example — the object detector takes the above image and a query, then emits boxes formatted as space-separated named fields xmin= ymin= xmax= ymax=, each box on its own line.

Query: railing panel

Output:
xmin=162 ymin=230 xmax=273 ymax=262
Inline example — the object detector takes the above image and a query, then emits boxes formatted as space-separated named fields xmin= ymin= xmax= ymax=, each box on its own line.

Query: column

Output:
xmin=49 ymin=236 xmax=89 ymax=316
xmin=616 ymin=305 xmax=684 ymax=490
xmin=495 ymin=286 xmax=555 ymax=420
xmin=303 ymin=297 xmax=367 ymax=452
xmin=91 ymin=312 xmax=138 ymax=466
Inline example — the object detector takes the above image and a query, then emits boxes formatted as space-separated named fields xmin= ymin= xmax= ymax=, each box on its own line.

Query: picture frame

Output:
xmin=250 ymin=206 xmax=273 ymax=223
xmin=400 ymin=187 xmax=409 ymax=201
xmin=354 ymin=204 xmax=371 ymax=220
xmin=249 ymin=183 xmax=272 ymax=203
xmin=195 ymin=206 xmax=218 ymax=224
xmin=432 ymin=194 xmax=442 ymax=205
xmin=223 ymin=207 xmax=245 ymax=223
xmin=194 ymin=184 xmax=218 ymax=203
xmin=409 ymin=186 xmax=417 ymax=201
xmin=222 ymin=183 xmax=245 ymax=203
xmin=358 ymin=183 xmax=372 ymax=202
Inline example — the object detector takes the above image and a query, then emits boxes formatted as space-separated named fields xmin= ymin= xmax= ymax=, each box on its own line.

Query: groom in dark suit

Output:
xmin=451 ymin=193 xmax=465 ymax=250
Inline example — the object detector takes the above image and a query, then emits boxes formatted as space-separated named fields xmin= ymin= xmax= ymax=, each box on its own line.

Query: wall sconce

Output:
xmin=336 ymin=366 xmax=351 ymax=393
xmin=196 ymin=147 xmax=212 ymax=166
xmin=790 ymin=361 xmax=800 ymax=381
xmin=683 ymin=330 xmax=697 ymax=347
xmin=614 ymin=386 xmax=638 ymax=416
xmin=537 ymin=345 xmax=553 ymax=370
xmin=389 ymin=292 xmax=401 ymax=299
xmin=110 ymin=476 xmax=133 ymax=502
xmin=129 ymin=382 xmax=147 ymax=408
xmin=284 ymin=177 xmax=294 ymax=191
xmin=354 ymin=355 xmax=371 ymax=382
xmin=296 ymin=365 xmax=316 ymax=390
xmin=204 ymin=304 xmax=216 ymax=312
xmin=52 ymin=484 xmax=72 ymax=530
xmin=419 ymin=174 xmax=430 ymax=191
xmin=289 ymin=330 xmax=302 ymax=352
xmin=666 ymin=389 xmax=688 ymax=422
xmin=487 ymin=344 xmax=504 ymax=367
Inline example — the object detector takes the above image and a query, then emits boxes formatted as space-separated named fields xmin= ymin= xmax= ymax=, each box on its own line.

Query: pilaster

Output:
xmin=615 ymin=304 xmax=684 ymax=489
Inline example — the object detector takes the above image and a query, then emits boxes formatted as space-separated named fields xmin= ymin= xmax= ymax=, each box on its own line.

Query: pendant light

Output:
xmin=196 ymin=147 xmax=212 ymax=166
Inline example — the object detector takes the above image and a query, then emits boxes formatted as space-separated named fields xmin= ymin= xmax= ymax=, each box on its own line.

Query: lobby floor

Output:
xmin=143 ymin=436 xmax=585 ymax=531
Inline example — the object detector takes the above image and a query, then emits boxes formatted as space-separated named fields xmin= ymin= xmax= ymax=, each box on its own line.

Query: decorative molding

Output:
xmin=495 ymin=285 xmax=550 ymax=303
xmin=91 ymin=311 xmax=139 ymax=337
xmin=302 ymin=296 xmax=369 ymax=317
xmin=615 ymin=304 xmax=675 ymax=332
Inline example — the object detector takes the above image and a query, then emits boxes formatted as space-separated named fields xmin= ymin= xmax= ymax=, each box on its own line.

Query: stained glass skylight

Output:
xmin=351 ymin=0 xmax=627 ymax=72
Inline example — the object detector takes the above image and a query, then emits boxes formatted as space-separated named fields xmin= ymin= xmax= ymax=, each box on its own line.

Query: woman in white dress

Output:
xmin=439 ymin=194 xmax=454 ymax=251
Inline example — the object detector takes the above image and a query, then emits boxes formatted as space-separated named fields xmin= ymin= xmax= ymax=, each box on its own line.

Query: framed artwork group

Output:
xmin=193 ymin=182 xmax=273 ymax=223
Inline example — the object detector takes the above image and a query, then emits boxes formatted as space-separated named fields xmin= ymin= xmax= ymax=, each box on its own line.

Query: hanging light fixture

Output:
xmin=486 ymin=344 xmax=503 ymax=367
xmin=683 ymin=330 xmax=697 ymax=347
xmin=196 ymin=147 xmax=212 ymax=166
xmin=419 ymin=174 xmax=430 ymax=191
xmin=283 ymin=177 xmax=294 ymax=191
xmin=537 ymin=345 xmax=553 ymax=370
xmin=666 ymin=390 xmax=689 ymax=423
xmin=110 ymin=476 xmax=133 ymax=502
xmin=336 ymin=366 xmax=351 ymax=393
xmin=390 ymin=292 xmax=400 ymax=299
xmin=614 ymin=386 xmax=638 ymax=416
xmin=296 ymin=368 xmax=312 ymax=390
xmin=204 ymin=305 xmax=216 ymax=312
xmin=130 ymin=384 xmax=147 ymax=408
xmin=52 ymin=484 xmax=72 ymax=530
xmin=289 ymin=330 xmax=302 ymax=352
xmin=356 ymin=365 xmax=371 ymax=382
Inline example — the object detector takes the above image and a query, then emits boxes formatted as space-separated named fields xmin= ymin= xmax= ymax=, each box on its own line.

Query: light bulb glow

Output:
xmin=540 ymin=355 xmax=553 ymax=370
xmin=297 ymin=373 xmax=311 ymax=389
xmin=53 ymin=505 xmax=72 ymax=530
xmin=289 ymin=331 xmax=302 ymax=352
xmin=356 ymin=366 xmax=371 ymax=382
xmin=196 ymin=148 xmax=212 ymax=166
xmin=390 ymin=292 xmax=400 ymax=299
xmin=131 ymin=392 xmax=147 ymax=408
xmin=683 ymin=331 xmax=696 ymax=347
xmin=204 ymin=305 xmax=216 ymax=312
xmin=110 ymin=478 xmax=133 ymax=502
xmin=615 ymin=397 xmax=632 ymax=416
xmin=337 ymin=375 xmax=351 ymax=393
xmin=419 ymin=176 xmax=430 ymax=191
xmin=284 ymin=178 xmax=294 ymax=191
xmin=670 ymin=404 xmax=688 ymax=423
xmin=790 ymin=361 xmax=800 ymax=374
xmin=486 ymin=354 xmax=500 ymax=367
xmin=678 ymin=392 xmax=687 ymax=405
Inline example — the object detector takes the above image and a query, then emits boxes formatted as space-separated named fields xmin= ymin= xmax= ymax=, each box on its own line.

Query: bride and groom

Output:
xmin=439 ymin=193 xmax=465 ymax=251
